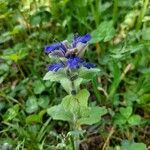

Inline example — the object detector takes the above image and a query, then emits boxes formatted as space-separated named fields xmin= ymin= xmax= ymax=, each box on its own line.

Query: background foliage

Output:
xmin=0 ymin=0 xmax=150 ymax=149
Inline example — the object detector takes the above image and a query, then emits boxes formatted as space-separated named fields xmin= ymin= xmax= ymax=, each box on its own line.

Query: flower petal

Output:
xmin=83 ymin=62 xmax=95 ymax=69
xmin=44 ymin=42 xmax=66 ymax=54
xmin=73 ymin=33 xmax=91 ymax=47
xmin=67 ymin=57 xmax=84 ymax=69
xmin=48 ymin=63 xmax=64 ymax=72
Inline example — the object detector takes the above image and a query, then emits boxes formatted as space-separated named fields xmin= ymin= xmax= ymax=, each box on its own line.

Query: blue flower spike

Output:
xmin=45 ymin=34 xmax=95 ymax=72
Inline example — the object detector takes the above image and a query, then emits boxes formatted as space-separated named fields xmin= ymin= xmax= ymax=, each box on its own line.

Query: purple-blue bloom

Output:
xmin=72 ymin=33 xmax=91 ymax=47
xmin=67 ymin=57 xmax=84 ymax=69
xmin=47 ymin=57 xmax=95 ymax=72
xmin=83 ymin=62 xmax=95 ymax=69
xmin=48 ymin=63 xmax=64 ymax=72
xmin=44 ymin=43 xmax=66 ymax=54
xmin=44 ymin=34 xmax=91 ymax=55
xmin=45 ymin=34 xmax=95 ymax=72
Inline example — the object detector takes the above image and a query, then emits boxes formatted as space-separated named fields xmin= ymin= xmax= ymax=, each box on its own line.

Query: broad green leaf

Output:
xmin=60 ymin=78 xmax=72 ymax=94
xmin=128 ymin=115 xmax=141 ymax=125
xmin=124 ymin=91 xmax=139 ymax=105
xmin=121 ymin=140 xmax=147 ymax=150
xmin=38 ymin=109 xmax=47 ymax=120
xmin=114 ymin=113 xmax=127 ymax=125
xmin=43 ymin=70 xmax=66 ymax=81
xmin=78 ymin=106 xmax=107 ymax=125
xmin=0 ymin=63 xmax=9 ymax=72
xmin=47 ymin=105 xmax=73 ymax=122
xmin=30 ymin=14 xmax=41 ymax=25
xmin=120 ymin=106 xmax=132 ymax=119
xmin=38 ymin=96 xmax=49 ymax=108
xmin=26 ymin=114 xmax=41 ymax=124
xmin=90 ymin=21 xmax=116 ymax=43
xmin=62 ymin=94 xmax=78 ymax=114
xmin=62 ymin=89 xmax=90 ymax=114
xmin=33 ymin=80 xmax=45 ymax=94
xmin=142 ymin=27 xmax=150 ymax=40
xmin=74 ymin=78 xmax=83 ymax=92
xmin=139 ymin=94 xmax=150 ymax=104
xmin=26 ymin=96 xmax=38 ymax=114
xmin=3 ymin=104 xmax=19 ymax=121
xmin=75 ymin=89 xmax=90 ymax=107
xmin=11 ymin=25 xmax=25 ymax=35
xmin=78 ymin=67 xmax=100 ymax=80
xmin=129 ymin=143 xmax=147 ymax=150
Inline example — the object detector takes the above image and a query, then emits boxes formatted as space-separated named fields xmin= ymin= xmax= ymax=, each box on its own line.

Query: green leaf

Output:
xmin=26 ymin=114 xmax=41 ymax=124
xmin=0 ymin=102 xmax=6 ymax=111
xmin=108 ymin=61 xmax=121 ymax=99
xmin=75 ymin=89 xmax=90 ymax=107
xmin=43 ymin=70 xmax=66 ymax=81
xmin=3 ymin=104 xmax=19 ymax=121
xmin=121 ymin=140 xmax=147 ymax=150
xmin=47 ymin=105 xmax=73 ymax=122
xmin=38 ymin=96 xmax=49 ymax=108
xmin=33 ymin=80 xmax=45 ymax=94
xmin=120 ymin=106 xmax=132 ymax=119
xmin=48 ymin=89 xmax=91 ymax=122
xmin=60 ymin=78 xmax=72 ymax=94
xmin=90 ymin=21 xmax=116 ymax=43
xmin=78 ymin=106 xmax=107 ymax=125
xmin=62 ymin=95 xmax=77 ymax=113
xmin=139 ymin=94 xmax=150 ymax=104
xmin=62 ymin=89 xmax=90 ymax=114
xmin=114 ymin=113 xmax=127 ymax=125
xmin=26 ymin=96 xmax=38 ymax=114
xmin=78 ymin=67 xmax=100 ymax=80
xmin=142 ymin=27 xmax=150 ymax=40
xmin=128 ymin=115 xmax=141 ymax=125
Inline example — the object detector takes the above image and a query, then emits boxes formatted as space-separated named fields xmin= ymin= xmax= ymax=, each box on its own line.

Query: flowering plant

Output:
xmin=43 ymin=34 xmax=107 ymax=149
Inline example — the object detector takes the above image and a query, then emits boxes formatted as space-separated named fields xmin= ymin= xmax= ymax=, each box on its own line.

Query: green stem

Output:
xmin=136 ymin=0 xmax=149 ymax=30
xmin=66 ymin=69 xmax=77 ymax=95
xmin=113 ymin=0 xmax=118 ymax=24
xmin=74 ymin=136 xmax=80 ymax=150
xmin=72 ymin=120 xmax=80 ymax=150
xmin=17 ymin=63 xmax=25 ymax=79
xmin=90 ymin=0 xmax=101 ymax=27
xmin=66 ymin=69 xmax=81 ymax=149
xmin=92 ymin=76 xmax=101 ymax=104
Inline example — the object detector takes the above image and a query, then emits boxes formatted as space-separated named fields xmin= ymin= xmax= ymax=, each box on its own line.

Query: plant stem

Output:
xmin=107 ymin=64 xmax=132 ymax=100
xmin=74 ymin=137 xmax=80 ymax=150
xmin=113 ymin=0 xmax=118 ymax=25
xmin=17 ymin=63 xmax=25 ymax=79
xmin=66 ymin=69 xmax=77 ymax=95
xmin=136 ymin=0 xmax=149 ymax=30
xmin=90 ymin=0 xmax=101 ymax=27
xmin=102 ymin=127 xmax=115 ymax=150
xmin=67 ymin=69 xmax=80 ymax=149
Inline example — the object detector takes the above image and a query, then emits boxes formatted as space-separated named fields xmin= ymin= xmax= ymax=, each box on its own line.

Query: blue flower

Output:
xmin=44 ymin=43 xmax=66 ymax=54
xmin=72 ymin=33 xmax=91 ymax=47
xmin=45 ymin=34 xmax=95 ymax=72
xmin=48 ymin=63 xmax=64 ymax=72
xmin=67 ymin=57 xmax=95 ymax=70
xmin=83 ymin=62 xmax=95 ymax=69
xmin=44 ymin=34 xmax=91 ymax=56
xmin=67 ymin=57 xmax=84 ymax=69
